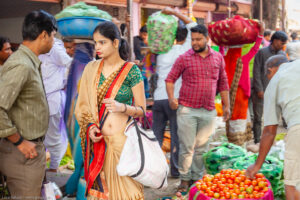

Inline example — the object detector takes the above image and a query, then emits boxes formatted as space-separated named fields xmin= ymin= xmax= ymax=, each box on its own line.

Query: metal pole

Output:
xmin=282 ymin=0 xmax=286 ymax=31
xmin=127 ymin=0 xmax=134 ymax=61
xmin=228 ymin=0 xmax=231 ymax=18
xmin=259 ymin=0 xmax=263 ymax=21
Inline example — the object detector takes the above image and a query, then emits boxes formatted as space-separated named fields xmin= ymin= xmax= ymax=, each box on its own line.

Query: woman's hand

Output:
xmin=102 ymin=98 xmax=125 ymax=113
xmin=89 ymin=126 xmax=103 ymax=143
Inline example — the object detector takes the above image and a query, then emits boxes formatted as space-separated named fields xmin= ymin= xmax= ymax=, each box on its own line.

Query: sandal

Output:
xmin=177 ymin=180 xmax=189 ymax=194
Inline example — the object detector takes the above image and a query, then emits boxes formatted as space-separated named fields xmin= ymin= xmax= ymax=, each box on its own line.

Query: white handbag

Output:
xmin=117 ymin=110 xmax=169 ymax=189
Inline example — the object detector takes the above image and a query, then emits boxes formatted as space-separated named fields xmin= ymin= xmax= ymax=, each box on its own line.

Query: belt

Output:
xmin=29 ymin=136 xmax=45 ymax=142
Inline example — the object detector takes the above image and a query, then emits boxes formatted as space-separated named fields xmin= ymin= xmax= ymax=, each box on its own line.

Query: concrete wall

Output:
xmin=0 ymin=1 xmax=61 ymax=43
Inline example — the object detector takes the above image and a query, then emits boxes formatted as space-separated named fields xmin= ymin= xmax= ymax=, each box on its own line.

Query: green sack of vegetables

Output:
xmin=55 ymin=2 xmax=112 ymax=20
xmin=233 ymin=154 xmax=283 ymax=192
xmin=203 ymin=143 xmax=246 ymax=175
xmin=147 ymin=11 xmax=178 ymax=54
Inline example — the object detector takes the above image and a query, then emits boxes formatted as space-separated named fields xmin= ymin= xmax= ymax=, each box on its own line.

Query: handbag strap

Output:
xmin=131 ymin=118 xmax=166 ymax=189
xmin=131 ymin=120 xmax=145 ymax=178
xmin=140 ymin=106 xmax=152 ymax=129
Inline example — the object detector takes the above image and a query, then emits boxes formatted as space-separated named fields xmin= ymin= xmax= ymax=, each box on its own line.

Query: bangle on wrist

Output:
xmin=122 ymin=104 xmax=127 ymax=113
xmin=13 ymin=136 xmax=24 ymax=146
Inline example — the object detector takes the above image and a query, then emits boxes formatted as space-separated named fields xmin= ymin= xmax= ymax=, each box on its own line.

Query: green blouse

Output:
xmin=99 ymin=64 xmax=143 ymax=105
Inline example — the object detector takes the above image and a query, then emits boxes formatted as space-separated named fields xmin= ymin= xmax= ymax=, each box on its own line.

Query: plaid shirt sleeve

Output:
xmin=217 ymin=56 xmax=229 ymax=92
xmin=165 ymin=56 xmax=184 ymax=83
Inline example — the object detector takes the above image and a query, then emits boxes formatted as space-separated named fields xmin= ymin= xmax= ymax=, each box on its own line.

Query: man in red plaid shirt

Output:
xmin=166 ymin=24 xmax=230 ymax=192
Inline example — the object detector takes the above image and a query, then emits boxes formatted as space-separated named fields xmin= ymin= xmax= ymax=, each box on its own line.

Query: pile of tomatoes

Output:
xmin=195 ymin=169 xmax=270 ymax=199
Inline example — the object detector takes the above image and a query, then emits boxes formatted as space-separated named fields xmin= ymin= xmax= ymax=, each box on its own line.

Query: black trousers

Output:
xmin=152 ymin=99 xmax=179 ymax=177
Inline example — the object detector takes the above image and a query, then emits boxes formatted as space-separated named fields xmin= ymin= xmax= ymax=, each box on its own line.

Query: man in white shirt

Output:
xmin=39 ymin=38 xmax=72 ymax=172
xmin=246 ymin=55 xmax=300 ymax=200
xmin=152 ymin=7 xmax=197 ymax=178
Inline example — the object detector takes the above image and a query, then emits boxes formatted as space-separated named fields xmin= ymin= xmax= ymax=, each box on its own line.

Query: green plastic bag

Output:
xmin=203 ymin=143 xmax=246 ymax=175
xmin=147 ymin=11 xmax=178 ymax=54
xmin=55 ymin=2 xmax=112 ymax=20
xmin=233 ymin=154 xmax=283 ymax=192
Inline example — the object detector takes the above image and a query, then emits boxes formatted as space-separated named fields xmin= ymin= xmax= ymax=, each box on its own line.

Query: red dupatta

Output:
xmin=84 ymin=61 xmax=134 ymax=195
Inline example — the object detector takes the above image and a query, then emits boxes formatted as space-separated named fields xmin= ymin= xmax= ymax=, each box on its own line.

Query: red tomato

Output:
xmin=220 ymin=169 xmax=227 ymax=174
xmin=262 ymin=187 xmax=269 ymax=193
xmin=246 ymin=186 xmax=253 ymax=194
xmin=227 ymin=179 xmax=234 ymax=184
xmin=244 ymin=179 xmax=251 ymax=186
xmin=225 ymin=192 xmax=231 ymax=199
xmin=211 ymin=185 xmax=216 ymax=192
xmin=225 ymin=173 xmax=230 ymax=179
xmin=259 ymin=192 xmax=265 ymax=198
xmin=213 ymin=192 xmax=220 ymax=198
xmin=255 ymin=173 xmax=264 ymax=179
xmin=254 ymin=186 xmax=260 ymax=192
xmin=219 ymin=191 xmax=225 ymax=197
xmin=230 ymin=174 xmax=236 ymax=180
xmin=201 ymin=184 xmax=207 ymax=191
xmin=252 ymin=180 xmax=258 ymax=186
xmin=258 ymin=181 xmax=267 ymax=188
xmin=221 ymin=177 xmax=226 ymax=184
xmin=228 ymin=184 xmax=234 ymax=189
xmin=207 ymin=182 xmax=212 ymax=187
xmin=231 ymin=193 xmax=238 ymax=199
xmin=235 ymin=177 xmax=242 ymax=184
xmin=239 ymin=174 xmax=246 ymax=182
xmin=234 ymin=188 xmax=241 ymax=195
xmin=240 ymin=187 xmax=245 ymax=192
xmin=234 ymin=169 xmax=241 ymax=176
xmin=215 ymin=173 xmax=222 ymax=179
xmin=208 ymin=191 xmax=214 ymax=197
xmin=213 ymin=179 xmax=218 ymax=184
xmin=219 ymin=184 xmax=225 ymax=190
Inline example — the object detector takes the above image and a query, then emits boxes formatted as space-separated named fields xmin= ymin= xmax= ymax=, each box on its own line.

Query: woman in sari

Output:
xmin=75 ymin=21 xmax=146 ymax=200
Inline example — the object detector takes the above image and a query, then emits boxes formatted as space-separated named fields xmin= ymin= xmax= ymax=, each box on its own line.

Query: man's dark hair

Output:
xmin=0 ymin=36 xmax=10 ymax=50
xmin=264 ymin=30 xmax=272 ymax=37
xmin=291 ymin=32 xmax=298 ymax=40
xmin=191 ymin=24 xmax=208 ymax=37
xmin=270 ymin=31 xmax=288 ymax=43
xmin=140 ymin=25 xmax=147 ymax=33
xmin=176 ymin=26 xmax=188 ymax=42
xmin=62 ymin=38 xmax=74 ymax=43
xmin=265 ymin=55 xmax=288 ymax=75
xmin=22 ymin=10 xmax=57 ymax=41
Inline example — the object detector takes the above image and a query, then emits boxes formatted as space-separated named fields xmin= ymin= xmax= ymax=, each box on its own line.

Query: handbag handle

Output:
xmin=139 ymin=106 xmax=151 ymax=129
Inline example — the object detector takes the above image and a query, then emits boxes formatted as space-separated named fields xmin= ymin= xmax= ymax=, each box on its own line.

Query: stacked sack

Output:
xmin=203 ymin=143 xmax=246 ymax=175
xmin=55 ymin=2 xmax=112 ymax=20
xmin=147 ymin=12 xmax=178 ymax=54
xmin=208 ymin=15 xmax=259 ymax=46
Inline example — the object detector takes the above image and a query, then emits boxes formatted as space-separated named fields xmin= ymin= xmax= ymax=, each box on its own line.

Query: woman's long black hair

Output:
xmin=93 ymin=21 xmax=129 ymax=61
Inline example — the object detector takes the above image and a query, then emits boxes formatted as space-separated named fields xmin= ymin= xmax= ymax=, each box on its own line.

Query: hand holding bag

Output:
xmin=116 ymin=108 xmax=169 ymax=189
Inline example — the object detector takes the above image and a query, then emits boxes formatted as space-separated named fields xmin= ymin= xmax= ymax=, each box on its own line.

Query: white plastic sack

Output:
xmin=42 ymin=182 xmax=56 ymax=200
xmin=117 ymin=121 xmax=169 ymax=189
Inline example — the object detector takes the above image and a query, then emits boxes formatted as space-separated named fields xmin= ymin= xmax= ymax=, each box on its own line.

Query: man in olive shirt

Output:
xmin=0 ymin=10 xmax=57 ymax=199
